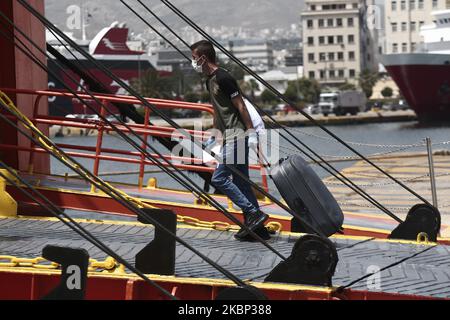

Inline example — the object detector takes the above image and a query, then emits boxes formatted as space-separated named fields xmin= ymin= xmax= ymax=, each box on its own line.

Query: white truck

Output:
xmin=319 ymin=91 xmax=367 ymax=116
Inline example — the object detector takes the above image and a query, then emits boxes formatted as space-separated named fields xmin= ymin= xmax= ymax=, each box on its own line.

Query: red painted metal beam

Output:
xmin=0 ymin=270 xmax=443 ymax=300
xmin=0 ymin=1 xmax=49 ymax=174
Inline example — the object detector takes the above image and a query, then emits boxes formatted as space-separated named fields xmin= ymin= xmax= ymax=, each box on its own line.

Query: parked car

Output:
xmin=365 ymin=101 xmax=382 ymax=111
xmin=305 ymin=104 xmax=321 ymax=115
xmin=274 ymin=104 xmax=296 ymax=113
xmin=382 ymin=100 xmax=410 ymax=111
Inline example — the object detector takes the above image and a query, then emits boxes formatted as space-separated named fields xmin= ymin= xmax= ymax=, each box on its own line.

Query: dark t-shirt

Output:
xmin=207 ymin=68 xmax=246 ymax=141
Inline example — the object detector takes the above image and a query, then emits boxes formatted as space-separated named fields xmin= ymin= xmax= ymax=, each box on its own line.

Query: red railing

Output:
xmin=0 ymin=88 xmax=269 ymax=191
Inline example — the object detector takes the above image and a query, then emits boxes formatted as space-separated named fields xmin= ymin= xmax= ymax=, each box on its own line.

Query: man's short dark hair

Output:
xmin=190 ymin=40 xmax=216 ymax=63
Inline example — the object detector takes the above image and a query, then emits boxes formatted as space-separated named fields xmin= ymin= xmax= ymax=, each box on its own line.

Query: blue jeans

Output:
xmin=211 ymin=137 xmax=259 ymax=215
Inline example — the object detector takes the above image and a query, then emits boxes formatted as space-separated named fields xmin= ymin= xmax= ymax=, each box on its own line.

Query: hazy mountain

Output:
xmin=45 ymin=0 xmax=306 ymax=39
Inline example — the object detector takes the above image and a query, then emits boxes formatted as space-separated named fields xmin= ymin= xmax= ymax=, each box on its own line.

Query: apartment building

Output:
xmin=301 ymin=0 xmax=377 ymax=86
xmin=385 ymin=0 xmax=450 ymax=53
xmin=217 ymin=38 xmax=275 ymax=72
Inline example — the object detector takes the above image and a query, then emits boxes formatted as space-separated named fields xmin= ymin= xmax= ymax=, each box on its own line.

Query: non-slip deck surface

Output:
xmin=0 ymin=217 xmax=449 ymax=298
xmin=17 ymin=173 xmax=403 ymax=232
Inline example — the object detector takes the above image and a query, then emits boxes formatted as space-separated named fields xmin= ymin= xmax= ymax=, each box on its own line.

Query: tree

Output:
xmin=261 ymin=89 xmax=277 ymax=104
xmin=381 ymin=86 xmax=394 ymax=98
xmin=289 ymin=78 xmax=321 ymax=104
xmin=131 ymin=70 xmax=174 ymax=99
xmin=248 ymin=79 xmax=259 ymax=99
xmin=339 ymin=82 xmax=357 ymax=91
xmin=284 ymin=82 xmax=300 ymax=102
xmin=240 ymin=79 xmax=260 ymax=100
xmin=359 ymin=69 xmax=379 ymax=98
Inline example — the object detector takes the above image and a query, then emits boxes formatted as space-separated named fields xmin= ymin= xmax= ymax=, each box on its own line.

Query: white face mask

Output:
xmin=192 ymin=56 xmax=204 ymax=73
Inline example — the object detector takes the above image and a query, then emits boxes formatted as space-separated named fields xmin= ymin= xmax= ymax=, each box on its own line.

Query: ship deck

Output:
xmin=1 ymin=216 xmax=449 ymax=299
xmin=12 ymin=172 xmax=402 ymax=232
xmin=9 ymin=150 xmax=450 ymax=240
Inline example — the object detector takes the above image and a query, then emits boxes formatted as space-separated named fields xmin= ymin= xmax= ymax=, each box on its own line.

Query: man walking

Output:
xmin=190 ymin=40 xmax=268 ymax=240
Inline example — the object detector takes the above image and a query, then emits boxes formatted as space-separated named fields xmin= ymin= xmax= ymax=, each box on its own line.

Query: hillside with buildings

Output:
xmin=45 ymin=0 xmax=306 ymax=40
xmin=44 ymin=0 xmax=450 ymax=109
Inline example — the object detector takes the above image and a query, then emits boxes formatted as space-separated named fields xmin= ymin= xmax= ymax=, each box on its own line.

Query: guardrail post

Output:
xmin=138 ymin=107 xmax=150 ymax=188
xmin=28 ymin=94 xmax=44 ymax=174
xmin=91 ymin=100 xmax=107 ymax=193
xmin=426 ymin=137 xmax=438 ymax=209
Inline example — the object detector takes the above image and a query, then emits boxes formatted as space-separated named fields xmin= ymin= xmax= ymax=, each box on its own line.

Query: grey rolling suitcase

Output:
xmin=270 ymin=155 xmax=344 ymax=237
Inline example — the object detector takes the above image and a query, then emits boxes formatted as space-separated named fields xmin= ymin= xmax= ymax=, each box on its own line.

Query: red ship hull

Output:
xmin=382 ymin=53 xmax=450 ymax=122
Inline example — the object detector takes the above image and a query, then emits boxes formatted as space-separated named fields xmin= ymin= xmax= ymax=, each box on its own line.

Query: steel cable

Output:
xmin=0 ymin=9 xmax=290 ymax=259
xmin=16 ymin=0 xmax=330 ymax=239
xmin=0 ymin=160 xmax=178 ymax=300
xmin=0 ymin=104 xmax=251 ymax=287
xmin=158 ymin=0 xmax=432 ymax=206
xmin=120 ymin=0 xmax=404 ymax=223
